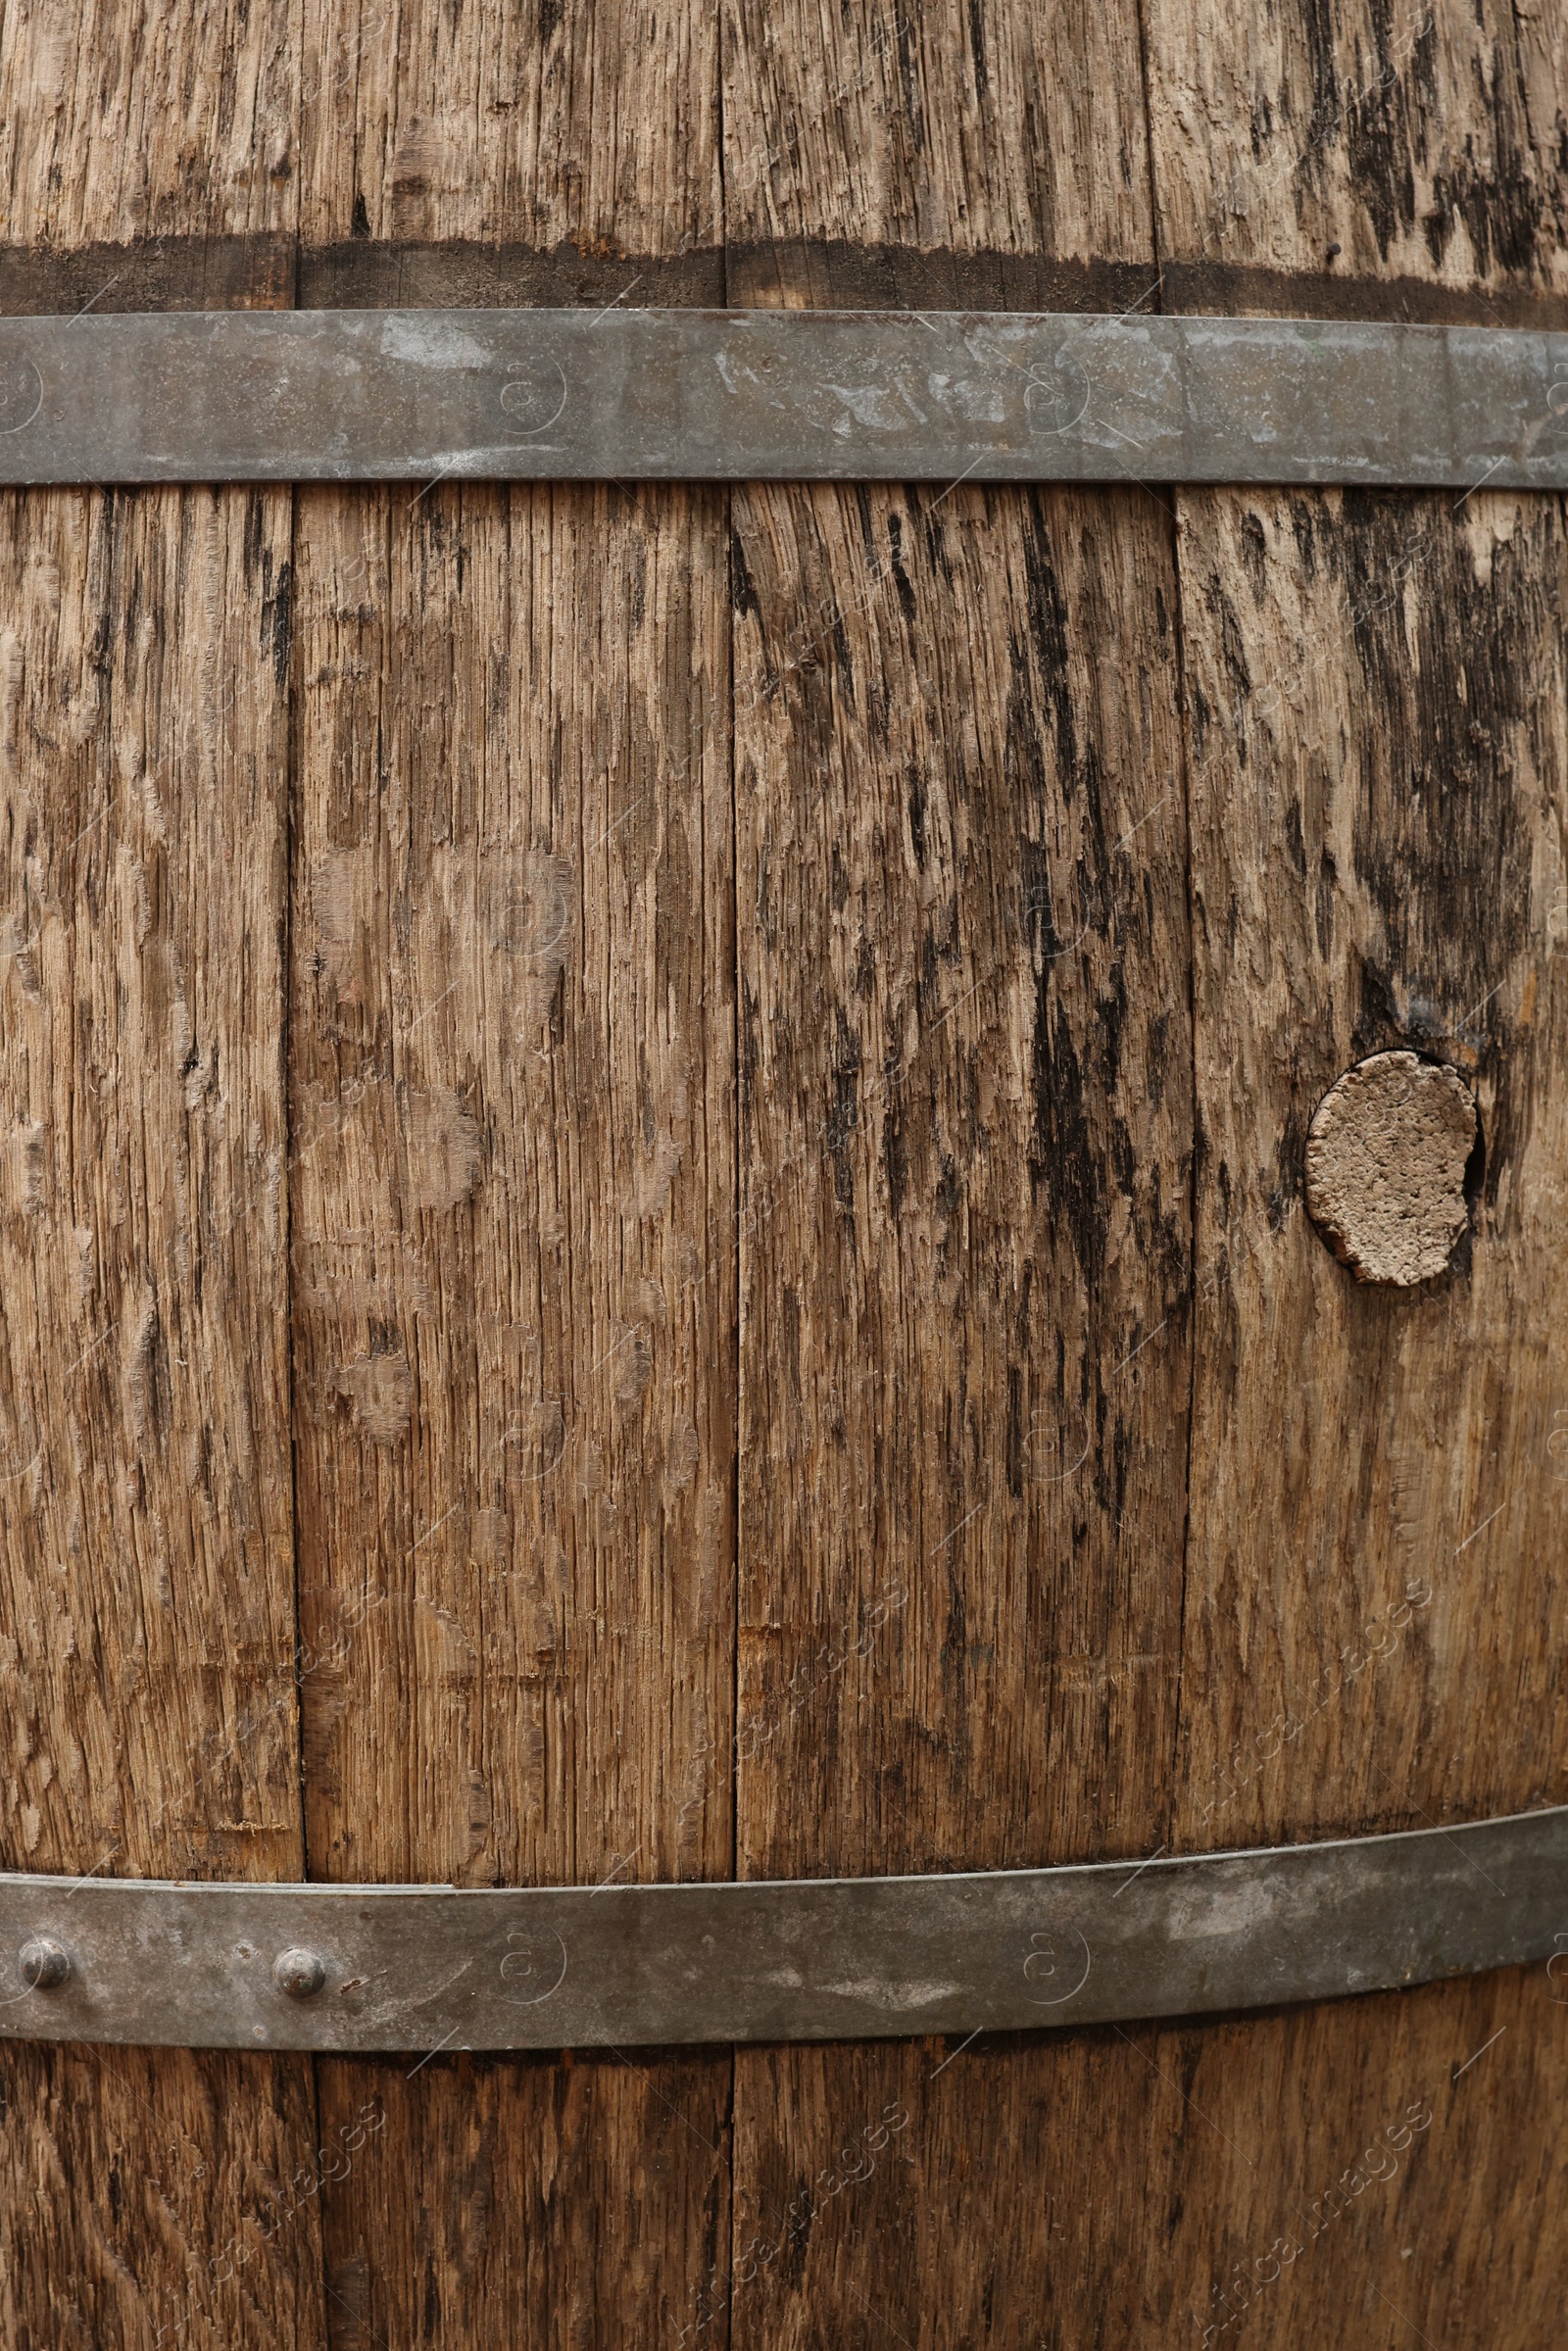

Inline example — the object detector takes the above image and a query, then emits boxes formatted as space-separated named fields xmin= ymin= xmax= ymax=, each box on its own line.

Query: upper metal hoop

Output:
xmin=0 ymin=309 xmax=1564 ymax=487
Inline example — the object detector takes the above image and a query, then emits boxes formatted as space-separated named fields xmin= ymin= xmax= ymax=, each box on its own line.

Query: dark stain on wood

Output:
xmin=6 ymin=230 xmax=1568 ymax=331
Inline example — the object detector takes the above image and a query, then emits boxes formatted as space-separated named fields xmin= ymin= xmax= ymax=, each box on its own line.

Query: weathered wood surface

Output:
xmin=721 ymin=7 xmax=1186 ymax=2345
xmin=0 ymin=0 xmax=1564 ymax=2343
xmin=0 ymin=26 xmax=326 ymax=2346
xmin=1173 ymin=484 xmax=1568 ymax=1849
xmin=316 ymin=2048 xmax=730 ymax=2348
xmin=723 ymin=473 xmax=1196 ymax=2349
xmin=1147 ymin=0 xmax=1568 ymax=1871
xmin=721 ymin=0 xmax=1152 ymax=305
xmin=0 ymin=481 xmax=325 ymax=2337
xmin=0 ymin=484 xmax=304 ymax=1882
xmin=0 ymin=0 xmax=297 ymax=251
xmin=288 ymin=7 xmax=735 ymax=2346
xmin=729 ymin=475 xmax=1192 ymax=1881
xmin=291 ymin=479 xmax=739 ymax=2342
xmin=717 ymin=0 xmax=1568 ymax=2345
xmin=1146 ymin=0 xmax=1568 ymax=316
xmin=296 ymin=0 xmax=720 ymax=254
xmin=290 ymin=482 xmax=737 ymax=1888
xmin=722 ymin=1961 xmax=1564 ymax=2349
xmin=1142 ymin=4 xmax=1568 ymax=2346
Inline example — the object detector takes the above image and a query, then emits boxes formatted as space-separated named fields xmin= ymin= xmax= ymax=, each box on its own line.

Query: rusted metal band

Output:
xmin=0 ymin=308 xmax=1564 ymax=486
xmin=1 ymin=1807 xmax=1562 ymax=2054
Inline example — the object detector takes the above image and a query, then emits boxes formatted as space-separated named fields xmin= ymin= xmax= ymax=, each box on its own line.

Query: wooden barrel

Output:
xmin=1 ymin=0 xmax=1565 ymax=2343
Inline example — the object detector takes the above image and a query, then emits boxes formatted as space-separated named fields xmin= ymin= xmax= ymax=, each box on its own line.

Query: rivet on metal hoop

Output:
xmin=20 ymin=1935 xmax=72 ymax=1990
xmin=272 ymin=1947 xmax=328 ymax=1999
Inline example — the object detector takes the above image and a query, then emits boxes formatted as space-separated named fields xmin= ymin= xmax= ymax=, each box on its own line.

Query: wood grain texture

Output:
xmin=290 ymin=477 xmax=736 ymax=2338
xmin=0 ymin=0 xmax=298 ymax=249
xmin=1172 ymin=484 xmax=1568 ymax=1849
xmin=320 ymin=2051 xmax=730 ymax=2351
xmin=0 ymin=2043 xmax=340 ymax=2351
xmin=720 ymin=5 xmax=1189 ymax=2341
xmin=0 ymin=12 xmax=321 ymax=2339
xmin=1136 ymin=10 xmax=1568 ymax=2345
xmin=729 ymin=478 xmax=1192 ymax=1881
xmin=720 ymin=480 xmax=1203 ymax=2351
xmin=721 ymin=0 xmax=1152 ymax=278
xmin=289 ymin=11 xmax=734 ymax=2340
xmin=0 ymin=0 xmax=1564 ymax=2343
xmin=1151 ymin=0 xmax=1568 ymax=1842
xmin=719 ymin=2 xmax=1568 ymax=2345
xmin=290 ymin=479 xmax=735 ymax=1887
xmin=296 ymin=0 xmax=720 ymax=254
xmin=1145 ymin=0 xmax=1568 ymax=303
xmin=0 ymin=487 xmax=302 ymax=1883
xmin=723 ymin=1963 xmax=1568 ymax=2349
xmin=0 ymin=483 xmax=324 ymax=2340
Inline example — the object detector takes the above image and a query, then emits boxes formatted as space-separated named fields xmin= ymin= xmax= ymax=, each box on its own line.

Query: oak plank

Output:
xmin=723 ymin=464 xmax=1195 ymax=2351
xmin=725 ymin=1963 xmax=1568 ymax=2348
xmin=0 ymin=2043 xmax=353 ymax=2351
xmin=1148 ymin=0 xmax=1568 ymax=1845
xmin=1145 ymin=1964 xmax=1568 ymax=2350
xmin=0 ymin=17 xmax=324 ymax=2344
xmin=729 ymin=476 xmax=1193 ymax=1881
xmin=1140 ymin=3 xmax=1568 ymax=2343
xmin=1145 ymin=0 xmax=1568 ymax=310
xmin=0 ymin=0 xmax=298 ymax=250
xmin=297 ymin=0 xmax=720 ymax=255
xmin=290 ymin=479 xmax=736 ymax=1886
xmin=720 ymin=4 xmax=1193 ymax=2338
xmin=721 ymin=0 xmax=1154 ymax=301
xmin=320 ymin=2051 xmax=731 ymax=2349
xmin=724 ymin=3 xmax=1568 ymax=2344
xmin=0 ymin=480 xmax=324 ymax=2344
xmin=0 ymin=487 xmax=304 ymax=1882
xmin=290 ymin=472 xmax=736 ymax=2338
xmin=1171 ymin=482 xmax=1568 ymax=1849
xmin=291 ymin=12 xmax=734 ymax=2338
